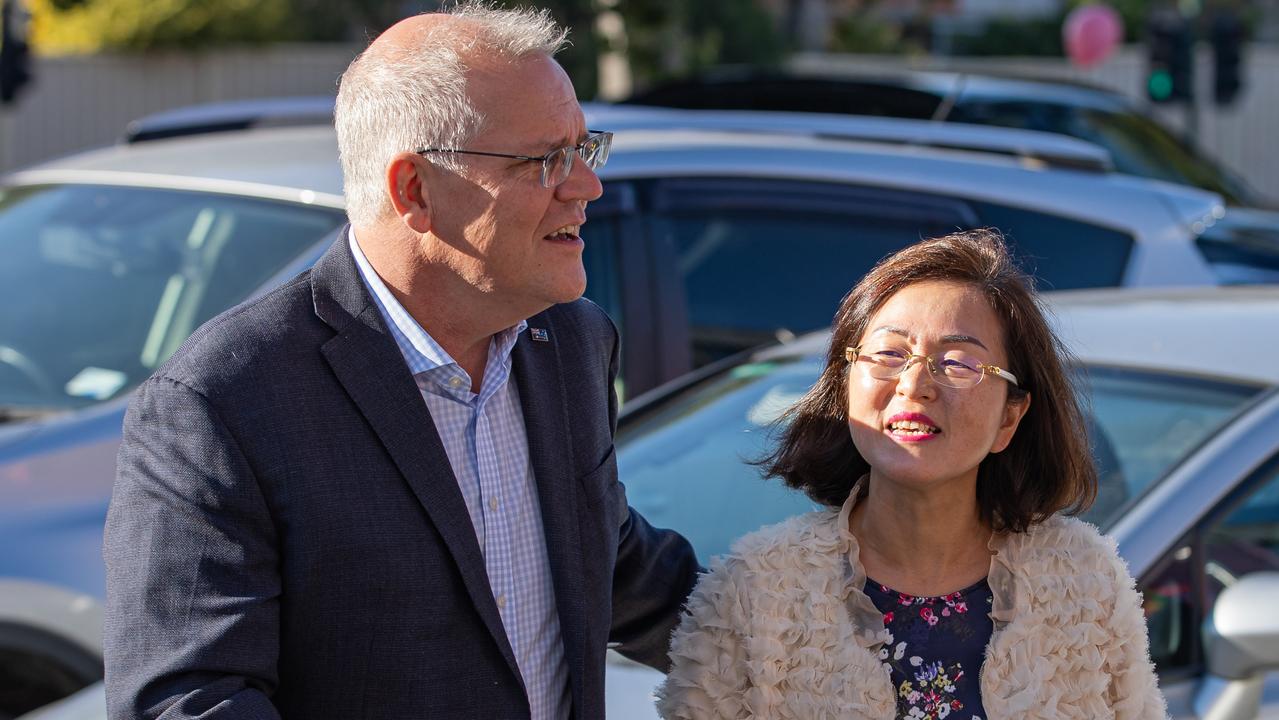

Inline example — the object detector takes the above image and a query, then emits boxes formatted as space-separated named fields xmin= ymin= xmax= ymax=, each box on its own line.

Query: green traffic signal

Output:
xmin=1148 ymin=70 xmax=1174 ymax=101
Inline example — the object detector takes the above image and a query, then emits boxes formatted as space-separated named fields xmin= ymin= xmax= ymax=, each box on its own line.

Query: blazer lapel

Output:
xmin=512 ymin=312 xmax=589 ymax=713
xmin=310 ymin=234 xmax=524 ymax=690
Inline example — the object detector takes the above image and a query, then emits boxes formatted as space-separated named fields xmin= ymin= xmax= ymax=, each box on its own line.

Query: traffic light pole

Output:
xmin=1147 ymin=11 xmax=1198 ymax=141
xmin=0 ymin=104 xmax=10 ymax=173
xmin=1182 ymin=97 xmax=1197 ymax=141
xmin=0 ymin=0 xmax=31 ymax=106
xmin=1148 ymin=8 xmax=1248 ymax=147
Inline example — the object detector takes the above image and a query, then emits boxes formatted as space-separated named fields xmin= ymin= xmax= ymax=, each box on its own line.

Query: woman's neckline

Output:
xmin=864 ymin=574 xmax=990 ymax=602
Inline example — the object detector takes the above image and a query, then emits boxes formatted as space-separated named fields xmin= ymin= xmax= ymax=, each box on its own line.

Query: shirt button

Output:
xmin=488 ymin=496 xmax=499 ymax=511
xmin=496 ymin=594 xmax=507 ymax=610
xmin=448 ymin=377 xmax=463 ymax=388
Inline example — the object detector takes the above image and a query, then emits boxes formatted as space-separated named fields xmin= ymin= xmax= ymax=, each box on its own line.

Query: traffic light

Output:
xmin=1212 ymin=12 xmax=1244 ymax=106
xmin=0 ymin=0 xmax=31 ymax=105
xmin=1147 ymin=17 xmax=1193 ymax=103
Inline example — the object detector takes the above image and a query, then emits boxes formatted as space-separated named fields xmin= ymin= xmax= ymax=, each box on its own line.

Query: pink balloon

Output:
xmin=1063 ymin=4 xmax=1124 ymax=67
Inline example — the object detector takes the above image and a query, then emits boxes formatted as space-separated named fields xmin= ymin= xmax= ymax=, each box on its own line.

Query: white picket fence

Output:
xmin=1 ymin=43 xmax=1276 ymax=202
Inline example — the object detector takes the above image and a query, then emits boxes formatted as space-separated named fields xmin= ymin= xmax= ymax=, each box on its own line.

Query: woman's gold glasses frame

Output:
xmin=845 ymin=345 xmax=1020 ymax=389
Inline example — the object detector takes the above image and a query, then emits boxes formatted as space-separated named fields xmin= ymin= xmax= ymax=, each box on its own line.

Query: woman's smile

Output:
xmin=884 ymin=411 xmax=941 ymax=442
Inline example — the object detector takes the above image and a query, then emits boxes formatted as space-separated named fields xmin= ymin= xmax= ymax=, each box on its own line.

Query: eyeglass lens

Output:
xmin=541 ymin=132 xmax=612 ymax=188
xmin=855 ymin=347 xmax=986 ymax=388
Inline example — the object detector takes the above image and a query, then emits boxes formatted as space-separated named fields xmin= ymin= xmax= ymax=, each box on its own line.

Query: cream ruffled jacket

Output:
xmin=656 ymin=492 xmax=1167 ymax=719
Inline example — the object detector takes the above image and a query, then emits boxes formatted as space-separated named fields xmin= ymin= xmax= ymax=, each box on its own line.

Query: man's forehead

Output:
xmin=470 ymin=58 xmax=584 ymax=144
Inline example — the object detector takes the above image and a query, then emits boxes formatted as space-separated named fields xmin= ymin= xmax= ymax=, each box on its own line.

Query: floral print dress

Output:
xmin=863 ymin=577 xmax=995 ymax=720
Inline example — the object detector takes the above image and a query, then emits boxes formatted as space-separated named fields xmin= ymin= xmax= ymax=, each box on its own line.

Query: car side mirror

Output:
xmin=1194 ymin=572 xmax=1279 ymax=720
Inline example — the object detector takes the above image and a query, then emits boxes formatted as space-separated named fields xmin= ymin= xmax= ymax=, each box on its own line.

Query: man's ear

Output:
xmin=386 ymin=153 xmax=432 ymax=234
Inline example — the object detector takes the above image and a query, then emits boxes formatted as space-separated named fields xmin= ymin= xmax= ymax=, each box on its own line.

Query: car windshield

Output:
xmin=0 ymin=184 xmax=345 ymax=413
xmin=950 ymin=100 xmax=1259 ymax=206
xmin=616 ymin=353 xmax=1261 ymax=561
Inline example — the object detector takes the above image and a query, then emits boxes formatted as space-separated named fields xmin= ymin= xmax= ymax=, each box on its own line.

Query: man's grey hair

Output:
xmin=335 ymin=1 xmax=568 ymax=227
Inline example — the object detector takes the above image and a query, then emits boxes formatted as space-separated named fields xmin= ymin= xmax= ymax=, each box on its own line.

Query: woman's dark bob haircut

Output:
xmin=760 ymin=229 xmax=1096 ymax=533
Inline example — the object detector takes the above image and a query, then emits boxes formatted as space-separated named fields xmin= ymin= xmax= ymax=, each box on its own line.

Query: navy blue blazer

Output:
xmin=103 ymin=232 xmax=700 ymax=719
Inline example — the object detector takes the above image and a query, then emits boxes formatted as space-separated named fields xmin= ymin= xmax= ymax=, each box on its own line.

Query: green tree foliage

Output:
xmin=511 ymin=0 xmax=601 ymax=99
xmin=30 ymin=0 xmax=293 ymax=53
xmin=512 ymin=0 xmax=783 ymax=98
xmin=606 ymin=0 xmax=783 ymax=91
xmin=831 ymin=9 xmax=930 ymax=55
xmin=948 ymin=16 xmax=1065 ymax=56
xmin=28 ymin=0 xmax=785 ymax=97
xmin=285 ymin=0 xmax=446 ymax=43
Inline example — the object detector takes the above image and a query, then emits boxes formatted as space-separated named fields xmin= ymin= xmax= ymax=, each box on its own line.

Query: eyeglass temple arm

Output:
xmin=416 ymin=149 xmax=542 ymax=161
xmin=418 ymin=130 xmax=608 ymax=159
xmin=984 ymin=366 xmax=1019 ymax=387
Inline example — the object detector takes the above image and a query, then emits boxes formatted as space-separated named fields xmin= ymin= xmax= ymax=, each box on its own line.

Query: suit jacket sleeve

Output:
xmin=104 ymin=376 xmax=282 ymax=720
xmin=598 ymin=311 xmax=703 ymax=672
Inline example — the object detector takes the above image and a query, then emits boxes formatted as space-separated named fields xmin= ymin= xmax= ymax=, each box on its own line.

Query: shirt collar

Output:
xmin=348 ymin=230 xmax=528 ymax=381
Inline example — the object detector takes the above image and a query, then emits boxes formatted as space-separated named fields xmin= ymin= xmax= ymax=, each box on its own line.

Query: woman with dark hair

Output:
xmin=656 ymin=230 xmax=1165 ymax=719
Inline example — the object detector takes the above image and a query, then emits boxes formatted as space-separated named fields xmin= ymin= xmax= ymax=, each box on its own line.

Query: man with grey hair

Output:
xmin=103 ymin=4 xmax=700 ymax=719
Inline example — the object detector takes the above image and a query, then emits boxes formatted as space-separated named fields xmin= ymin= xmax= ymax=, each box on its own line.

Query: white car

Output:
xmin=600 ymin=285 xmax=1279 ymax=719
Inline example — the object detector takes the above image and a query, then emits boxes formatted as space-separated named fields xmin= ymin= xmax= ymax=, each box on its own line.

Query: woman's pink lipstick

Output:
xmin=885 ymin=412 xmax=942 ymax=443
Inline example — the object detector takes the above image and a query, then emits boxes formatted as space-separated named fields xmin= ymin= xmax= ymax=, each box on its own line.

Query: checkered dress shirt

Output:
xmin=349 ymin=233 xmax=569 ymax=720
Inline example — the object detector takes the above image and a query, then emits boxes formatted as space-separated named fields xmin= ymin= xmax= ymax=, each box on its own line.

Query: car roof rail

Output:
xmin=124 ymin=96 xmax=335 ymax=144
xmin=123 ymin=96 xmax=1112 ymax=173
xmin=584 ymin=103 xmax=1114 ymax=173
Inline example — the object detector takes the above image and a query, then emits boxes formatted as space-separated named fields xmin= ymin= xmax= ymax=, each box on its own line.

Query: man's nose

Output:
xmin=555 ymin=152 xmax=603 ymax=203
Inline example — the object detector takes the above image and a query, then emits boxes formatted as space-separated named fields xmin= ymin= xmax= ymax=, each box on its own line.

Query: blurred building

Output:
xmin=757 ymin=0 xmax=1068 ymax=51
xmin=1262 ymin=0 xmax=1279 ymax=42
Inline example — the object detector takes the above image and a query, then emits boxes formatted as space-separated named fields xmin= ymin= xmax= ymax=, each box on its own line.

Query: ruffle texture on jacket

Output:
xmin=656 ymin=494 xmax=1168 ymax=720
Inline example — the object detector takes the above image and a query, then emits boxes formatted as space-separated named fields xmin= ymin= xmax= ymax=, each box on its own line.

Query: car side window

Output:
xmin=649 ymin=178 xmax=975 ymax=369
xmin=1141 ymin=458 xmax=1279 ymax=675
xmin=580 ymin=219 xmax=621 ymax=336
xmin=580 ymin=183 xmax=628 ymax=398
xmin=968 ymin=200 xmax=1134 ymax=290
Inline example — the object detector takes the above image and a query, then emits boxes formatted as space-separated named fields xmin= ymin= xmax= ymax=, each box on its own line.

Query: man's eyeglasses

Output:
xmin=416 ymin=130 xmax=613 ymax=188
xmin=845 ymin=345 xmax=1020 ymax=389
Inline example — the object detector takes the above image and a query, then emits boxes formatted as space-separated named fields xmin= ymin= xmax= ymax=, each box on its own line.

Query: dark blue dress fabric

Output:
xmin=863 ymin=576 xmax=995 ymax=720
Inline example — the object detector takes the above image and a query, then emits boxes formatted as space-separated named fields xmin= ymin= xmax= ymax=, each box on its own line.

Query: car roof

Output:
xmin=7 ymin=125 xmax=347 ymax=208
xmin=1045 ymin=285 xmax=1279 ymax=384
xmin=123 ymin=96 xmax=336 ymax=143
xmin=903 ymin=71 xmax=1134 ymax=112
xmin=756 ymin=285 xmax=1279 ymax=386
xmin=796 ymin=65 xmax=1134 ymax=112
xmin=116 ymin=96 xmax=1117 ymax=173
xmin=601 ymin=127 xmax=1220 ymax=237
xmin=633 ymin=64 xmax=1136 ymax=115
xmin=583 ymin=103 xmax=1113 ymax=172
xmin=4 ymin=114 xmax=1223 ymax=252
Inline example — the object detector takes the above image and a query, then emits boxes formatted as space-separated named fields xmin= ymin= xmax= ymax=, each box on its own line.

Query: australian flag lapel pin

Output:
xmin=531 ymin=327 xmax=550 ymax=342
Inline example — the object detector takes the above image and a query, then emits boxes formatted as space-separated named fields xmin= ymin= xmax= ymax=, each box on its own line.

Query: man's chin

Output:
xmin=550 ymin=284 xmax=587 ymax=305
xmin=548 ymin=273 xmax=588 ymax=305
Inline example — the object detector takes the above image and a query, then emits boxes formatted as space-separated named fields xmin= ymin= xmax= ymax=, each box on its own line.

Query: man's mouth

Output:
xmin=885 ymin=413 xmax=941 ymax=441
xmin=545 ymin=224 xmax=581 ymax=242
